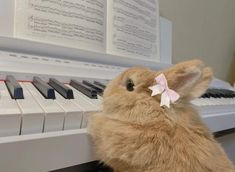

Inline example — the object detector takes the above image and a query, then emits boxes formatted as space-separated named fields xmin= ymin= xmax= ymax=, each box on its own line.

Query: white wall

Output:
xmin=159 ymin=0 xmax=235 ymax=82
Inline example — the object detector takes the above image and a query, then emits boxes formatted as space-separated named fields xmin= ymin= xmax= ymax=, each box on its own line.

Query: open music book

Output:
xmin=13 ymin=0 xmax=160 ymax=61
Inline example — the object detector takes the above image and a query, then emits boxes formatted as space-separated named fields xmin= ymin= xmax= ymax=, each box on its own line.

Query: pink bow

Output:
xmin=149 ymin=73 xmax=180 ymax=108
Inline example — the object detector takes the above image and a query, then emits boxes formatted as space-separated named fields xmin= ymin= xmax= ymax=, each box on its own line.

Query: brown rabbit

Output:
xmin=88 ymin=60 xmax=235 ymax=172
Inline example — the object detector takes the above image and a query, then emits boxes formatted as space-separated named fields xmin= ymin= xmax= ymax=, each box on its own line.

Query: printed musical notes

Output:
xmin=15 ymin=0 xmax=106 ymax=52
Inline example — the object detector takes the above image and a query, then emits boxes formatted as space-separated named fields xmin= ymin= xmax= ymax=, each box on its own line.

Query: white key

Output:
xmin=77 ymin=90 xmax=102 ymax=108
xmin=54 ymin=91 xmax=83 ymax=130
xmin=24 ymin=82 xmax=65 ymax=132
xmin=193 ymin=98 xmax=212 ymax=106
xmin=193 ymin=97 xmax=235 ymax=107
xmin=0 ymin=82 xmax=21 ymax=137
xmin=17 ymin=83 xmax=44 ymax=134
xmin=193 ymin=97 xmax=235 ymax=113
xmin=191 ymin=98 xmax=203 ymax=106
xmin=66 ymin=85 xmax=98 ymax=128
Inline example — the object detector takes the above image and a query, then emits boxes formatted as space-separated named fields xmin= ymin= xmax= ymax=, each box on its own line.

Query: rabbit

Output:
xmin=88 ymin=60 xmax=235 ymax=172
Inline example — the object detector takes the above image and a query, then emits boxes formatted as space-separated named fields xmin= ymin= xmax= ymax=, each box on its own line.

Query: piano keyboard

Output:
xmin=192 ymin=89 xmax=235 ymax=132
xmin=0 ymin=75 xmax=107 ymax=137
xmin=193 ymin=88 xmax=235 ymax=111
xmin=0 ymin=73 xmax=235 ymax=137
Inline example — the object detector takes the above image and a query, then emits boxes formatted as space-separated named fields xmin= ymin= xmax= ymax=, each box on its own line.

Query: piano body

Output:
xmin=0 ymin=17 xmax=234 ymax=172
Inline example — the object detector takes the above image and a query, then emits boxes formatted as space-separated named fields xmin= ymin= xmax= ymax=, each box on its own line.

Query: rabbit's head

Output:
xmin=102 ymin=60 xmax=213 ymax=124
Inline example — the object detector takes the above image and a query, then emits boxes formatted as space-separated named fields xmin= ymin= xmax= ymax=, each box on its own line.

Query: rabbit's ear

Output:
xmin=163 ymin=60 xmax=213 ymax=99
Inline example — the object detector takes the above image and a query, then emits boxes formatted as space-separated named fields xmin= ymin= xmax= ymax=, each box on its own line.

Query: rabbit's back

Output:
xmin=89 ymin=61 xmax=234 ymax=172
xmin=89 ymin=111 xmax=235 ymax=172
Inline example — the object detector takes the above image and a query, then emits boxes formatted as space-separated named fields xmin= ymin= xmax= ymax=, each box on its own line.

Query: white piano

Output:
xmin=0 ymin=17 xmax=234 ymax=172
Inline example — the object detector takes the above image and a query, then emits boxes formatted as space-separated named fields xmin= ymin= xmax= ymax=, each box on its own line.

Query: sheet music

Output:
xmin=107 ymin=0 xmax=160 ymax=60
xmin=14 ymin=0 xmax=106 ymax=52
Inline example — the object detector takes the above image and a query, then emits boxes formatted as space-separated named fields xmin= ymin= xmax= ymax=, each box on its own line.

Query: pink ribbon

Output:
xmin=149 ymin=73 xmax=180 ymax=108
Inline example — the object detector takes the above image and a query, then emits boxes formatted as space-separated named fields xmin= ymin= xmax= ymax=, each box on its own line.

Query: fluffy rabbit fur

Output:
xmin=88 ymin=60 xmax=235 ymax=172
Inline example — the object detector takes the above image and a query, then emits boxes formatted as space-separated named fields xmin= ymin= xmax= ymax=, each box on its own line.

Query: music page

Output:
xmin=14 ymin=0 xmax=106 ymax=52
xmin=106 ymin=0 xmax=160 ymax=61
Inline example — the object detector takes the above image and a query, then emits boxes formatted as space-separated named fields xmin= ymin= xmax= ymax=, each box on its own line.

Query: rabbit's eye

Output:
xmin=126 ymin=79 xmax=134 ymax=91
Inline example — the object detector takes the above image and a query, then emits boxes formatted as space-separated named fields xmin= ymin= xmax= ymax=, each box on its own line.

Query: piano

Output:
xmin=0 ymin=17 xmax=234 ymax=172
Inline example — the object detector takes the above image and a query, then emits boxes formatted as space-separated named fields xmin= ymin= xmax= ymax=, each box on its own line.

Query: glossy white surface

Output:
xmin=54 ymin=91 xmax=83 ymax=130
xmin=17 ymin=83 xmax=44 ymax=134
xmin=0 ymin=82 xmax=21 ymax=137
xmin=24 ymin=82 xmax=65 ymax=132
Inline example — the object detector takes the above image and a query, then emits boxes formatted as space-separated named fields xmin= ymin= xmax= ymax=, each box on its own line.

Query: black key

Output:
xmin=33 ymin=77 xmax=55 ymax=99
xmin=231 ymin=91 xmax=235 ymax=98
xmin=220 ymin=89 xmax=235 ymax=98
xmin=206 ymin=89 xmax=212 ymax=97
xmin=213 ymin=89 xmax=230 ymax=98
xmin=70 ymin=80 xmax=97 ymax=99
xmin=202 ymin=88 xmax=235 ymax=98
xmin=93 ymin=81 xmax=106 ymax=89
xmin=5 ymin=75 xmax=24 ymax=99
xmin=49 ymin=78 xmax=74 ymax=99
xmin=93 ymin=82 xmax=106 ymax=96
xmin=82 ymin=80 xmax=104 ymax=95
xmin=212 ymin=89 xmax=224 ymax=98
xmin=207 ymin=89 xmax=219 ymax=98
xmin=202 ymin=88 xmax=221 ymax=98
xmin=201 ymin=94 xmax=206 ymax=98
xmin=201 ymin=92 xmax=210 ymax=98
